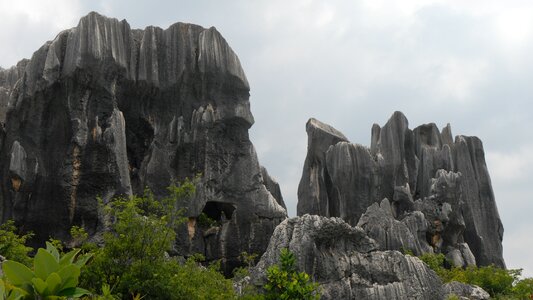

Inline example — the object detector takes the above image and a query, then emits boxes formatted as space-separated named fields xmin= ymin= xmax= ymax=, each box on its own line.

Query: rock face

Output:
xmin=0 ymin=12 xmax=286 ymax=271
xmin=297 ymin=112 xmax=504 ymax=268
xmin=252 ymin=215 xmax=446 ymax=299
xmin=443 ymin=282 xmax=490 ymax=300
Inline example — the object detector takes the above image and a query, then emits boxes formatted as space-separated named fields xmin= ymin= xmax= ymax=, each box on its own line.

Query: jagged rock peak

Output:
xmin=0 ymin=11 xmax=249 ymax=106
xmin=297 ymin=111 xmax=504 ymax=268
xmin=0 ymin=12 xmax=284 ymax=274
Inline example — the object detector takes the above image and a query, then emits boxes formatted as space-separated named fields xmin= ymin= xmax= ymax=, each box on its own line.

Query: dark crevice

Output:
xmin=202 ymin=201 xmax=236 ymax=222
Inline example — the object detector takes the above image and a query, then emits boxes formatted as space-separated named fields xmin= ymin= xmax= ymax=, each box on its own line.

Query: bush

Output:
xmin=0 ymin=220 xmax=33 ymax=266
xmin=80 ymin=180 xmax=237 ymax=299
xmin=419 ymin=252 xmax=532 ymax=299
xmin=263 ymin=248 xmax=320 ymax=300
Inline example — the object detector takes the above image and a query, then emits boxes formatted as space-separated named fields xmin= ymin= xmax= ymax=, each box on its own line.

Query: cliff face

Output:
xmin=0 ymin=12 xmax=286 ymax=271
xmin=297 ymin=112 xmax=504 ymax=268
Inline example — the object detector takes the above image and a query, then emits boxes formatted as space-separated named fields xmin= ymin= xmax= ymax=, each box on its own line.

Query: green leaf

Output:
xmin=59 ymin=249 xmax=80 ymax=267
xmin=2 ymin=261 xmax=34 ymax=286
xmin=45 ymin=242 xmax=60 ymax=262
xmin=5 ymin=287 xmax=27 ymax=300
xmin=57 ymin=265 xmax=80 ymax=290
xmin=45 ymin=273 xmax=62 ymax=295
xmin=31 ymin=277 xmax=47 ymax=296
xmin=57 ymin=287 xmax=91 ymax=298
xmin=34 ymin=248 xmax=60 ymax=280
xmin=73 ymin=253 xmax=93 ymax=268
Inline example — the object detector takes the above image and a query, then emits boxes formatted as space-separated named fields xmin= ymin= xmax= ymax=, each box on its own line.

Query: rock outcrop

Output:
xmin=297 ymin=112 xmax=504 ymax=267
xmin=443 ymin=282 xmax=490 ymax=300
xmin=0 ymin=12 xmax=286 ymax=272
xmin=252 ymin=215 xmax=446 ymax=299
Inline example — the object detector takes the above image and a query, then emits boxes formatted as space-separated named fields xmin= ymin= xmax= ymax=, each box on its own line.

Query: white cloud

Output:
xmin=487 ymin=144 xmax=533 ymax=183
xmin=0 ymin=0 xmax=82 ymax=67
xmin=505 ymin=226 xmax=533 ymax=277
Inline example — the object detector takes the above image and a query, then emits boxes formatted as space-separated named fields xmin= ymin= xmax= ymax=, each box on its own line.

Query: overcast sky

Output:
xmin=1 ymin=0 xmax=532 ymax=277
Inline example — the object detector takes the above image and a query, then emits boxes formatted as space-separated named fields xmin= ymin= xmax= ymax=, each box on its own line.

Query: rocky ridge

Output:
xmin=0 ymin=12 xmax=286 ymax=272
xmin=297 ymin=112 xmax=504 ymax=268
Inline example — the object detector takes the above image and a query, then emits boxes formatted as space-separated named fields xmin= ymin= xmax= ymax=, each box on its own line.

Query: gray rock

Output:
xmin=297 ymin=118 xmax=348 ymax=217
xmin=297 ymin=111 xmax=504 ymax=267
xmin=252 ymin=215 xmax=445 ymax=300
xmin=443 ymin=281 xmax=490 ymax=300
xmin=357 ymin=198 xmax=433 ymax=256
xmin=454 ymin=135 xmax=504 ymax=267
xmin=0 ymin=60 xmax=28 ymax=123
xmin=261 ymin=166 xmax=286 ymax=209
xmin=0 ymin=12 xmax=286 ymax=273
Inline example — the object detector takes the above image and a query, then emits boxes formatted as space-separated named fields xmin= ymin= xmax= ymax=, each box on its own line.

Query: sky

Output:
xmin=1 ymin=0 xmax=532 ymax=277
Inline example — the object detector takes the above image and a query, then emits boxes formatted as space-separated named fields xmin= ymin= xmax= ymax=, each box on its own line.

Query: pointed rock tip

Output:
xmin=389 ymin=111 xmax=408 ymax=123
xmin=306 ymin=118 xmax=349 ymax=141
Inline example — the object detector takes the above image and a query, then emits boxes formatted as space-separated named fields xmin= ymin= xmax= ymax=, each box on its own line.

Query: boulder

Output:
xmin=443 ymin=281 xmax=490 ymax=300
xmin=252 ymin=215 xmax=445 ymax=299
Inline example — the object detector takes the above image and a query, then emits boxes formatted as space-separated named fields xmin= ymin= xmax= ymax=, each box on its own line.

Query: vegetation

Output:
xmin=1 ymin=242 xmax=92 ymax=299
xmin=0 ymin=220 xmax=33 ymax=267
xmin=79 ymin=179 xmax=236 ymax=299
xmin=419 ymin=252 xmax=533 ymax=299
xmin=263 ymin=248 xmax=320 ymax=300
xmin=197 ymin=212 xmax=219 ymax=228
xmin=0 ymin=179 xmax=319 ymax=299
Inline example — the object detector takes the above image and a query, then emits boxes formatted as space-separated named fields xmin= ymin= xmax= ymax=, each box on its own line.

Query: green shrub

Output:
xmin=263 ymin=248 xmax=320 ymax=300
xmin=418 ymin=252 xmax=532 ymax=299
xmin=80 ymin=179 xmax=237 ymax=299
xmin=511 ymin=277 xmax=533 ymax=300
xmin=1 ymin=242 xmax=92 ymax=299
xmin=0 ymin=220 xmax=33 ymax=267
xmin=197 ymin=213 xmax=219 ymax=228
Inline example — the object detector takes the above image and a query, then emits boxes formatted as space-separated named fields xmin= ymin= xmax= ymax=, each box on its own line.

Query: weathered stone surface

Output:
xmin=0 ymin=60 xmax=28 ymax=123
xmin=297 ymin=111 xmax=504 ymax=267
xmin=297 ymin=118 xmax=348 ymax=217
xmin=261 ymin=166 xmax=286 ymax=209
xmin=357 ymin=199 xmax=432 ymax=256
xmin=0 ymin=12 xmax=286 ymax=272
xmin=443 ymin=281 xmax=490 ymax=300
xmin=252 ymin=215 xmax=445 ymax=300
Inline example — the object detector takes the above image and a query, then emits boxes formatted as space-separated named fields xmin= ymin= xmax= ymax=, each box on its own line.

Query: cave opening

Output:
xmin=201 ymin=201 xmax=236 ymax=222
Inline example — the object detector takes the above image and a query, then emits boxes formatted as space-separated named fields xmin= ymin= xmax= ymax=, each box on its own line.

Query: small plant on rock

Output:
xmin=264 ymin=248 xmax=320 ymax=300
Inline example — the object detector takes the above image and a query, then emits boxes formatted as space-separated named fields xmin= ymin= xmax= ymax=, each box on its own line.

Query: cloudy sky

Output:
xmin=1 ymin=0 xmax=532 ymax=276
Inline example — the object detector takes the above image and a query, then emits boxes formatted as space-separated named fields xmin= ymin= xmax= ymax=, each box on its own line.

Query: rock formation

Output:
xmin=0 ymin=12 xmax=286 ymax=272
xmin=297 ymin=112 xmax=504 ymax=268
xmin=251 ymin=215 xmax=446 ymax=299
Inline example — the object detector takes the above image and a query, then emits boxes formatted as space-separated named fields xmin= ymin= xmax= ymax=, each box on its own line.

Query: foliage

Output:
xmin=1 ymin=242 xmax=92 ymax=299
xmin=510 ymin=277 xmax=533 ymax=300
xmin=233 ymin=252 xmax=259 ymax=280
xmin=263 ymin=248 xmax=320 ymax=300
xmin=419 ymin=252 xmax=450 ymax=279
xmin=80 ymin=179 xmax=237 ymax=299
xmin=167 ymin=257 xmax=236 ymax=299
xmin=419 ymin=252 xmax=533 ymax=299
xmin=197 ymin=213 xmax=219 ymax=228
xmin=0 ymin=220 xmax=33 ymax=267
xmin=70 ymin=226 xmax=89 ymax=246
